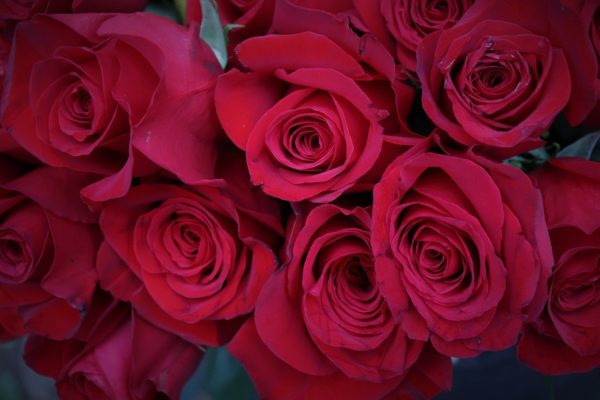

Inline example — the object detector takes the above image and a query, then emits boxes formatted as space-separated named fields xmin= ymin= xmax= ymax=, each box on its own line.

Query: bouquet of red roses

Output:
xmin=1 ymin=0 xmax=600 ymax=398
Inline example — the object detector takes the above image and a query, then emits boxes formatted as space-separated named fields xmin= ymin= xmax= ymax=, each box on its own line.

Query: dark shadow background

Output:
xmin=1 ymin=340 xmax=599 ymax=400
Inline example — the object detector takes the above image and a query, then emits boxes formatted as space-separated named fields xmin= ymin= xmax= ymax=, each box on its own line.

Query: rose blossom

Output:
xmin=417 ymin=0 xmax=597 ymax=157
xmin=355 ymin=0 xmax=474 ymax=77
xmin=518 ymin=158 xmax=600 ymax=375
xmin=98 ymin=149 xmax=282 ymax=345
xmin=25 ymin=291 xmax=202 ymax=400
xmin=229 ymin=203 xmax=452 ymax=399
xmin=216 ymin=27 xmax=409 ymax=202
xmin=372 ymin=141 xmax=553 ymax=357
xmin=0 ymin=158 xmax=99 ymax=340
xmin=561 ymin=0 xmax=600 ymax=128
xmin=1 ymin=13 xmax=221 ymax=202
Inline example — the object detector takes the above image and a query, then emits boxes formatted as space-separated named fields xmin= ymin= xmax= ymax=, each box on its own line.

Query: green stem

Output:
xmin=544 ymin=376 xmax=555 ymax=400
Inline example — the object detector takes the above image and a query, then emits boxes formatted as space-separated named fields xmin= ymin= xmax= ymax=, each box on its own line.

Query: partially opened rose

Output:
xmin=372 ymin=144 xmax=553 ymax=357
xmin=216 ymin=33 xmax=392 ymax=202
xmin=354 ymin=0 xmax=474 ymax=77
xmin=518 ymin=158 xmax=600 ymax=375
xmin=417 ymin=0 xmax=597 ymax=157
xmin=2 ymin=13 xmax=221 ymax=202
xmin=0 ymin=159 xmax=99 ymax=340
xmin=228 ymin=203 xmax=452 ymax=399
xmin=98 ymin=151 xmax=282 ymax=345
xmin=25 ymin=291 xmax=202 ymax=400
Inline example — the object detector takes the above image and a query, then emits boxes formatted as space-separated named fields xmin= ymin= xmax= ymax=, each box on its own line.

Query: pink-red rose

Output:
xmin=417 ymin=0 xmax=597 ymax=157
xmin=1 ymin=13 xmax=221 ymax=203
xmin=98 ymin=151 xmax=282 ymax=345
xmin=518 ymin=158 xmax=600 ymax=375
xmin=372 ymin=143 xmax=553 ymax=357
xmin=0 ymin=159 xmax=99 ymax=340
xmin=229 ymin=204 xmax=452 ymax=399
xmin=25 ymin=291 xmax=202 ymax=400
xmin=355 ymin=0 xmax=474 ymax=76
xmin=216 ymin=31 xmax=403 ymax=202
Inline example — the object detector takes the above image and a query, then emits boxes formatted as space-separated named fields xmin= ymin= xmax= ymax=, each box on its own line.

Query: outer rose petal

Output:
xmin=532 ymin=158 xmax=600 ymax=233
xmin=518 ymin=325 xmax=600 ymax=375
xmin=229 ymin=316 xmax=407 ymax=400
xmin=215 ymin=70 xmax=284 ymax=150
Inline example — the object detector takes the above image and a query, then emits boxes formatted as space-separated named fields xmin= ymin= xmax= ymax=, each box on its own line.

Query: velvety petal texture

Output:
xmin=416 ymin=0 xmax=597 ymax=157
xmin=0 ymin=160 xmax=100 ymax=341
xmin=24 ymin=291 xmax=202 ymax=400
xmin=1 ymin=13 xmax=221 ymax=203
xmin=98 ymin=153 xmax=282 ymax=345
xmin=232 ymin=203 xmax=451 ymax=398
xmin=216 ymin=13 xmax=413 ymax=202
xmin=354 ymin=0 xmax=474 ymax=77
xmin=372 ymin=141 xmax=553 ymax=357
xmin=518 ymin=158 xmax=600 ymax=375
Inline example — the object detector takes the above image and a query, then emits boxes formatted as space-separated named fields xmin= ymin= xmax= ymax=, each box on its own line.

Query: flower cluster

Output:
xmin=1 ymin=0 xmax=600 ymax=399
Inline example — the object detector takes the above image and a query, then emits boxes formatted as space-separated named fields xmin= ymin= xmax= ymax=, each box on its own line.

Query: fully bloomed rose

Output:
xmin=355 ymin=0 xmax=474 ymax=77
xmin=25 ymin=291 xmax=202 ymax=400
xmin=216 ymin=34 xmax=387 ymax=202
xmin=372 ymin=143 xmax=553 ymax=357
xmin=216 ymin=2 xmax=419 ymax=202
xmin=0 ymin=158 xmax=99 ymax=340
xmin=417 ymin=0 xmax=597 ymax=157
xmin=229 ymin=204 xmax=452 ymax=399
xmin=98 ymin=150 xmax=282 ymax=345
xmin=1 ymin=13 xmax=221 ymax=203
xmin=518 ymin=158 xmax=600 ymax=375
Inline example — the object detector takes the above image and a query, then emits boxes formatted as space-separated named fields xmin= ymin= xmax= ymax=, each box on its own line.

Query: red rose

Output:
xmin=1 ymin=13 xmax=221 ymax=202
xmin=229 ymin=204 xmax=452 ymax=399
xmin=417 ymin=0 xmax=597 ymax=157
xmin=562 ymin=0 xmax=600 ymax=128
xmin=98 ymin=151 xmax=282 ymax=345
xmin=518 ymin=158 xmax=600 ymax=375
xmin=372 ymin=142 xmax=553 ymax=357
xmin=215 ymin=29 xmax=409 ymax=202
xmin=25 ymin=291 xmax=202 ymax=400
xmin=0 ymin=159 xmax=100 ymax=340
xmin=355 ymin=0 xmax=474 ymax=77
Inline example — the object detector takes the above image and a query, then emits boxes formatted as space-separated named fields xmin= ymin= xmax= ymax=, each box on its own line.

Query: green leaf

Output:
xmin=224 ymin=23 xmax=245 ymax=35
xmin=503 ymin=141 xmax=560 ymax=172
xmin=181 ymin=347 xmax=258 ymax=400
xmin=200 ymin=0 xmax=228 ymax=68
xmin=145 ymin=0 xmax=182 ymax=23
xmin=557 ymin=132 xmax=600 ymax=161
xmin=174 ymin=0 xmax=186 ymax=22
